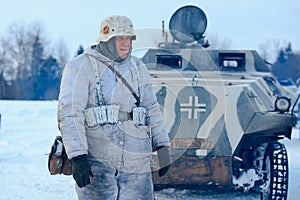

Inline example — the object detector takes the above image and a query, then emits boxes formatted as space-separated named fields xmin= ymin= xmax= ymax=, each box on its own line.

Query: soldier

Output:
xmin=57 ymin=15 xmax=170 ymax=199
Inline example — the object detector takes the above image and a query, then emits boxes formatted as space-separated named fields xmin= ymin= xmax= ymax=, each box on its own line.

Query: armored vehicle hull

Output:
xmin=137 ymin=5 xmax=298 ymax=200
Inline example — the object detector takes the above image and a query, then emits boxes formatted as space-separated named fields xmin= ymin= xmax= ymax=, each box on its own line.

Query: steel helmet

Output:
xmin=96 ymin=15 xmax=136 ymax=42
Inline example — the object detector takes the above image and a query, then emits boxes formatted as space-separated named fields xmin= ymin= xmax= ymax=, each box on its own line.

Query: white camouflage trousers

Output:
xmin=76 ymin=159 xmax=154 ymax=200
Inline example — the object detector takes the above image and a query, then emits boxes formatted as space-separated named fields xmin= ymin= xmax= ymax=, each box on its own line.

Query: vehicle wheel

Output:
xmin=260 ymin=142 xmax=288 ymax=200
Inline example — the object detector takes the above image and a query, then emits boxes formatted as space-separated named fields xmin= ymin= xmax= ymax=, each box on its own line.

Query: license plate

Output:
xmin=171 ymin=138 xmax=213 ymax=149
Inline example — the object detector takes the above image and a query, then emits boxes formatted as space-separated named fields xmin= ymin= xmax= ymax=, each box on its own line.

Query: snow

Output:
xmin=0 ymin=100 xmax=299 ymax=200
xmin=0 ymin=100 xmax=76 ymax=199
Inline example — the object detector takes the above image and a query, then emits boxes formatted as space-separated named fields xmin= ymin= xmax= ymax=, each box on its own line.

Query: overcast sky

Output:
xmin=1 ymin=0 xmax=299 ymax=55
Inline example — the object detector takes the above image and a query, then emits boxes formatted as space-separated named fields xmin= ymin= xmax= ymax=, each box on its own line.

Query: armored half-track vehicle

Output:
xmin=134 ymin=5 xmax=298 ymax=200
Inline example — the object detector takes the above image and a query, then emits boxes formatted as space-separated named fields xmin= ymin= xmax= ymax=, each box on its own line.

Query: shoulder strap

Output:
xmin=102 ymin=62 xmax=140 ymax=107
xmin=87 ymin=55 xmax=105 ymax=105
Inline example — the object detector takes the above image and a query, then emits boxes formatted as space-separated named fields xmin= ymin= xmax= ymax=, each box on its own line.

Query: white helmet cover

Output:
xmin=96 ymin=15 xmax=136 ymax=42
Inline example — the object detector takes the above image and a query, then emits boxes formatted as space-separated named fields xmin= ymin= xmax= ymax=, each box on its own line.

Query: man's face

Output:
xmin=115 ymin=36 xmax=131 ymax=59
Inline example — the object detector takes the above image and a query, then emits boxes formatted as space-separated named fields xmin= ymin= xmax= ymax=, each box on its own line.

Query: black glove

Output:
xmin=157 ymin=146 xmax=171 ymax=177
xmin=71 ymin=154 xmax=93 ymax=188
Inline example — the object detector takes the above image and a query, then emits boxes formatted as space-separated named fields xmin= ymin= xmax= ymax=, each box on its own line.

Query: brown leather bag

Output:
xmin=48 ymin=136 xmax=72 ymax=175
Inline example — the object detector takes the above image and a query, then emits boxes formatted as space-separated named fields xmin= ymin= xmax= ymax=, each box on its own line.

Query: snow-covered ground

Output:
xmin=0 ymin=100 xmax=299 ymax=200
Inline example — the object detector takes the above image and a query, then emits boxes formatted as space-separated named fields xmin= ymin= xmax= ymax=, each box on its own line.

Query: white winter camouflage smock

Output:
xmin=57 ymin=46 xmax=170 ymax=173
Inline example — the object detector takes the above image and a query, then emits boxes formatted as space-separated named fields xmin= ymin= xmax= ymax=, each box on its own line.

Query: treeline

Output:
xmin=0 ymin=22 xmax=299 ymax=100
xmin=0 ymin=22 xmax=84 ymax=100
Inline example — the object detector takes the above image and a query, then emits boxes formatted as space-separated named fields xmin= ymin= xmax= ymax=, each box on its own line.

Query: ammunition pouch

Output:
xmin=132 ymin=107 xmax=146 ymax=126
xmin=48 ymin=136 xmax=72 ymax=175
xmin=84 ymin=105 xmax=146 ymax=127
xmin=84 ymin=106 xmax=108 ymax=126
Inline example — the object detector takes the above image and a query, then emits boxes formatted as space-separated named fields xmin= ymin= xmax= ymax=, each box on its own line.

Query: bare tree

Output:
xmin=258 ymin=39 xmax=288 ymax=63
xmin=52 ymin=37 xmax=70 ymax=68
xmin=0 ymin=21 xmax=50 ymax=99
xmin=205 ymin=33 xmax=232 ymax=50
xmin=0 ymin=22 xmax=49 ymax=78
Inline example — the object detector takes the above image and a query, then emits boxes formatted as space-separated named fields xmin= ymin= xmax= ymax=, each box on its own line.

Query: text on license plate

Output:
xmin=171 ymin=138 xmax=213 ymax=149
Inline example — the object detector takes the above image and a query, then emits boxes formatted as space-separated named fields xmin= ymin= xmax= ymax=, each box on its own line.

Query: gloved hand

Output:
xmin=71 ymin=154 xmax=93 ymax=188
xmin=157 ymin=146 xmax=171 ymax=177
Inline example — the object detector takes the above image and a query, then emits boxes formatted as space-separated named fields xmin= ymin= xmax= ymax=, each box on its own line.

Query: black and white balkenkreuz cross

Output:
xmin=180 ymin=96 xmax=206 ymax=119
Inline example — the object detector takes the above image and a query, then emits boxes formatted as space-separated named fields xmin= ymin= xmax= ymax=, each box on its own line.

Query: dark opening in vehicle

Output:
xmin=218 ymin=52 xmax=246 ymax=71
xmin=156 ymin=55 xmax=182 ymax=69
